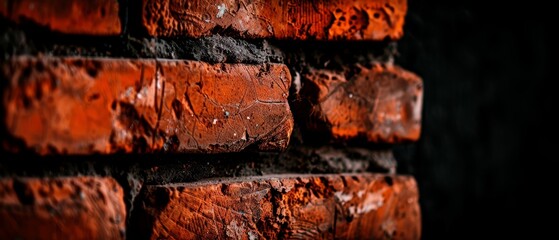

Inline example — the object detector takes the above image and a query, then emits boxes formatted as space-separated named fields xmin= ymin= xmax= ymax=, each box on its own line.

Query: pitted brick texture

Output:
xmin=1 ymin=57 xmax=293 ymax=154
xmin=0 ymin=177 xmax=126 ymax=239
xmin=134 ymin=174 xmax=420 ymax=239
xmin=0 ymin=0 xmax=120 ymax=35
xmin=299 ymin=64 xmax=422 ymax=143
xmin=142 ymin=0 xmax=407 ymax=40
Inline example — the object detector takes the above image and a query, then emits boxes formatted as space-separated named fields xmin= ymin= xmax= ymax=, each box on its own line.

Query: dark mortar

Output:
xmin=0 ymin=18 xmax=282 ymax=64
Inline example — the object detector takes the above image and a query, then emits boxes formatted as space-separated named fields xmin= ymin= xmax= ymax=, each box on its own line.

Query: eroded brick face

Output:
xmin=1 ymin=0 xmax=424 ymax=238
xmin=0 ymin=177 xmax=126 ymax=239
xmin=1 ymin=57 xmax=293 ymax=154
xmin=142 ymin=0 xmax=407 ymax=40
xmin=298 ymin=64 xmax=423 ymax=143
xmin=134 ymin=174 xmax=421 ymax=239
xmin=0 ymin=0 xmax=121 ymax=35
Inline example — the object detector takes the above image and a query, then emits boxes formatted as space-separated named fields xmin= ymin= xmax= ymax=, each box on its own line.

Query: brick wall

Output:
xmin=0 ymin=0 xmax=422 ymax=239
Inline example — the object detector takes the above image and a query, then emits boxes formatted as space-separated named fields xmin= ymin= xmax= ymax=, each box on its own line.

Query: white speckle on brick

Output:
xmin=248 ymin=231 xmax=258 ymax=240
xmin=136 ymin=87 xmax=148 ymax=100
xmin=216 ymin=3 xmax=227 ymax=18
xmin=334 ymin=191 xmax=353 ymax=203
xmin=226 ymin=219 xmax=244 ymax=238
xmin=357 ymin=190 xmax=365 ymax=198
xmin=413 ymin=90 xmax=423 ymax=121
xmin=124 ymin=87 xmax=134 ymax=97
xmin=354 ymin=192 xmax=384 ymax=215
xmin=293 ymin=72 xmax=301 ymax=94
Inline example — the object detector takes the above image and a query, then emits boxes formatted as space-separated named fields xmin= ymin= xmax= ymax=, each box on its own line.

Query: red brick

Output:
xmin=299 ymin=64 xmax=423 ymax=143
xmin=1 ymin=57 xmax=293 ymax=154
xmin=135 ymin=174 xmax=420 ymax=239
xmin=142 ymin=0 xmax=407 ymax=40
xmin=0 ymin=177 xmax=126 ymax=239
xmin=1 ymin=0 xmax=120 ymax=35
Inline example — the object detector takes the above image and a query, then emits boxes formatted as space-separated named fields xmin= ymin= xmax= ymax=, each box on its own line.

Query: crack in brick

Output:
xmin=1 ymin=57 xmax=293 ymax=154
xmin=133 ymin=174 xmax=420 ymax=239
xmin=142 ymin=0 xmax=406 ymax=40
xmin=296 ymin=64 xmax=422 ymax=144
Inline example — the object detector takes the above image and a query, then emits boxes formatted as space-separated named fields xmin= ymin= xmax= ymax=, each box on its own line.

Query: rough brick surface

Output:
xmin=0 ymin=177 xmax=126 ymax=239
xmin=0 ymin=0 xmax=120 ymax=35
xmin=298 ymin=64 xmax=422 ymax=143
xmin=1 ymin=57 xmax=293 ymax=154
xmin=133 ymin=174 xmax=420 ymax=239
xmin=142 ymin=0 xmax=407 ymax=40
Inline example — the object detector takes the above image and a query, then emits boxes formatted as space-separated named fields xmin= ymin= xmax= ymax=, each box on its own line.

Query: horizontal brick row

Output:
xmin=297 ymin=64 xmax=423 ymax=143
xmin=0 ymin=0 xmax=121 ymax=35
xmin=0 ymin=177 xmax=126 ymax=239
xmin=1 ymin=57 xmax=293 ymax=154
xmin=0 ymin=57 xmax=425 ymax=154
xmin=133 ymin=174 xmax=420 ymax=239
xmin=143 ymin=0 xmax=407 ymax=40
xmin=1 ymin=0 xmax=407 ymax=40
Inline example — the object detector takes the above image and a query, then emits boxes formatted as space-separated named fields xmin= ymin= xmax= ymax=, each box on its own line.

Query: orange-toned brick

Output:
xmin=0 ymin=177 xmax=126 ymax=239
xmin=0 ymin=0 xmax=120 ymax=35
xmin=298 ymin=64 xmax=422 ymax=143
xmin=133 ymin=174 xmax=420 ymax=239
xmin=1 ymin=57 xmax=293 ymax=154
xmin=142 ymin=0 xmax=407 ymax=40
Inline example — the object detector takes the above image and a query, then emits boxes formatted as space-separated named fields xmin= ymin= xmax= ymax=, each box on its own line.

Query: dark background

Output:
xmin=395 ymin=1 xmax=554 ymax=238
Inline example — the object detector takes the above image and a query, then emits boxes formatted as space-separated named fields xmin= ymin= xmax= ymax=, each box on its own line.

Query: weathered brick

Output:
xmin=142 ymin=0 xmax=407 ymax=40
xmin=0 ymin=0 xmax=120 ymax=35
xmin=0 ymin=177 xmax=126 ymax=239
xmin=297 ymin=64 xmax=422 ymax=143
xmin=133 ymin=174 xmax=420 ymax=239
xmin=1 ymin=57 xmax=293 ymax=154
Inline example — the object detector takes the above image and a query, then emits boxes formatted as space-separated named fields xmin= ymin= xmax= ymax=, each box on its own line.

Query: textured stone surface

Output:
xmin=142 ymin=0 xmax=407 ymax=40
xmin=0 ymin=177 xmax=126 ymax=239
xmin=298 ymin=64 xmax=422 ymax=143
xmin=0 ymin=0 xmax=120 ymax=35
xmin=1 ymin=57 xmax=293 ymax=154
xmin=133 ymin=174 xmax=420 ymax=239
